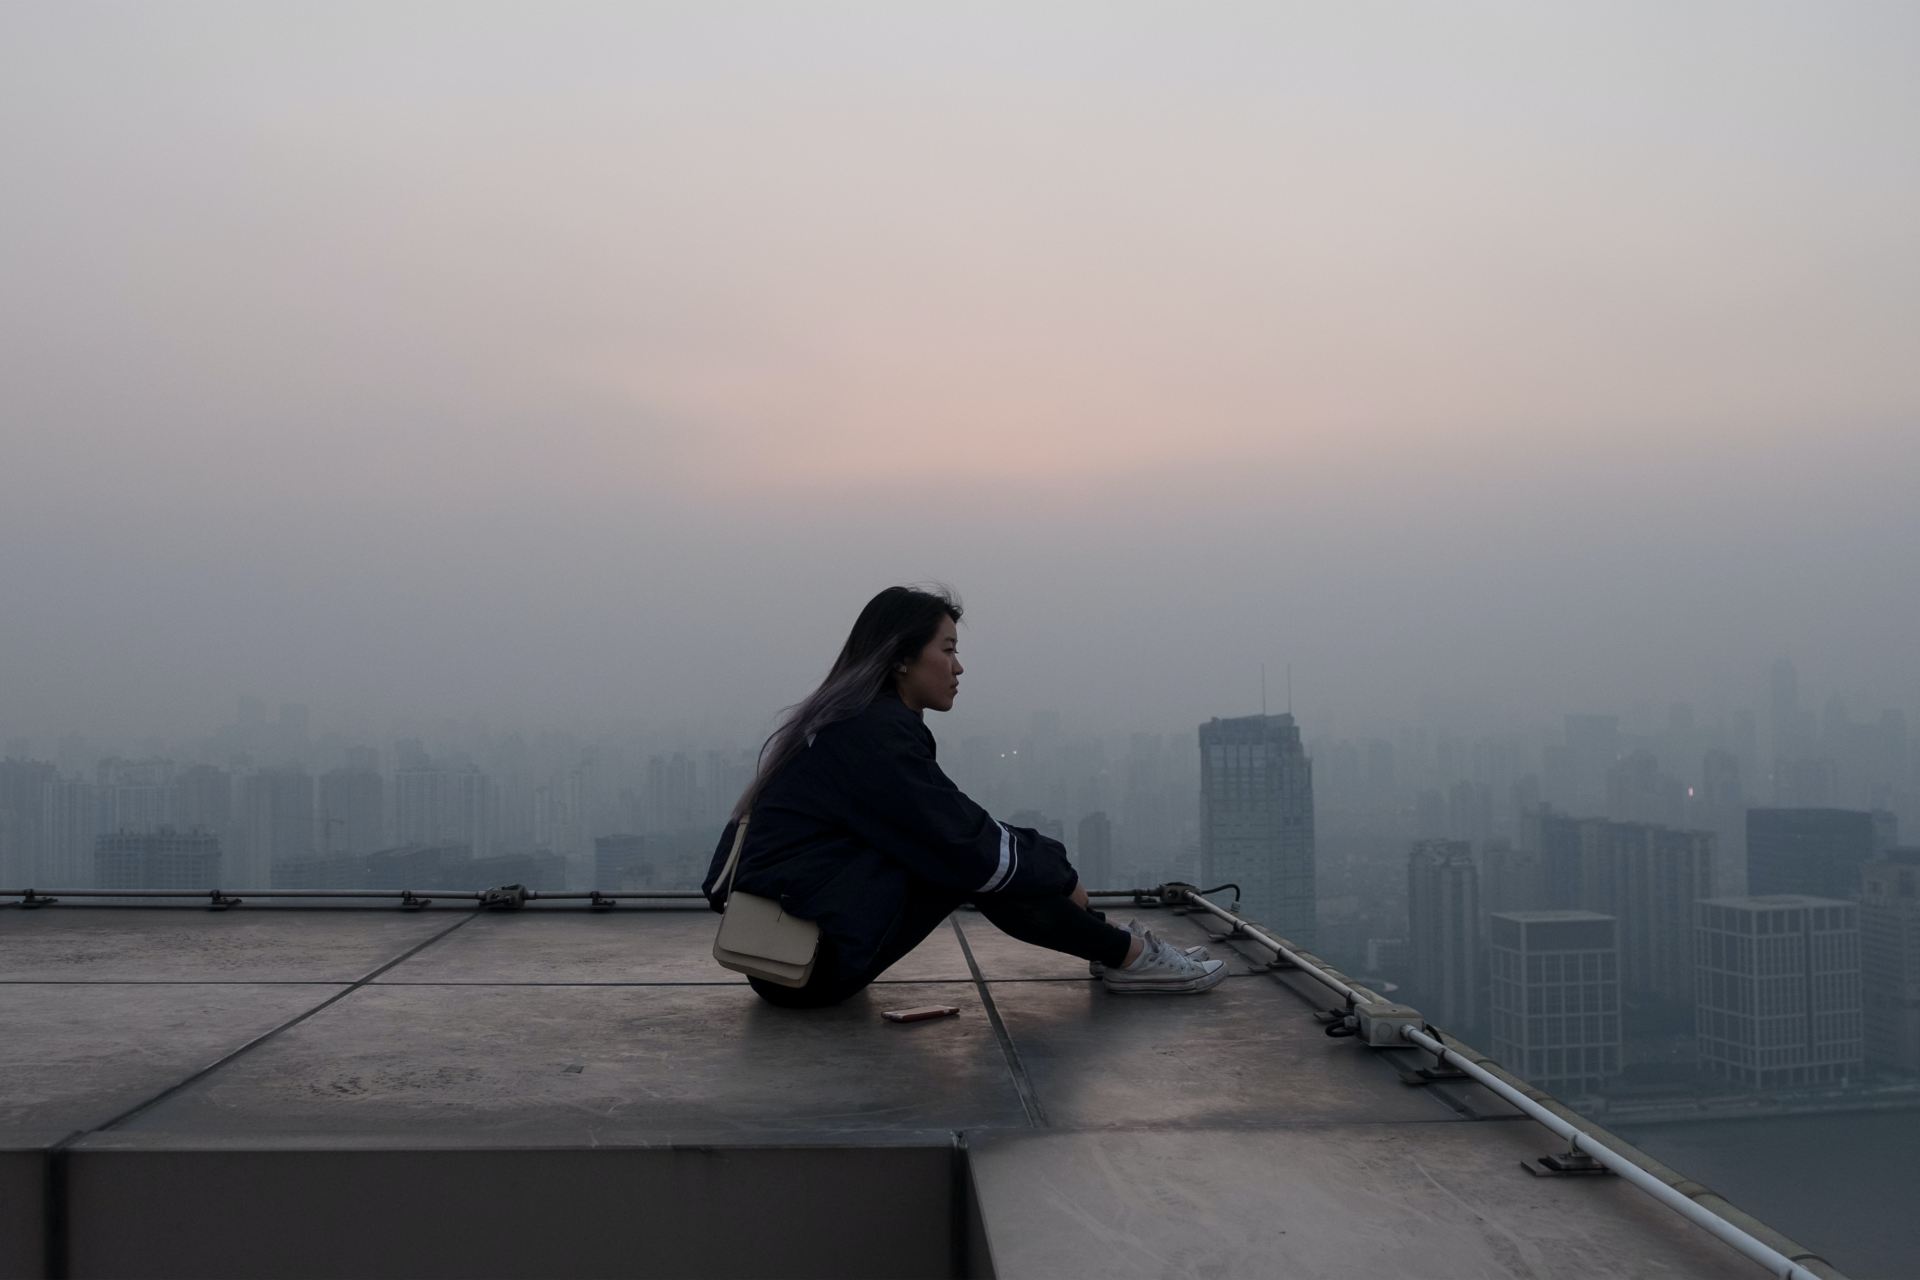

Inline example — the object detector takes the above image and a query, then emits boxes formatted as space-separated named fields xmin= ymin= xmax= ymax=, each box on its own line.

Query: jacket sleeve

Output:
xmin=828 ymin=713 xmax=1078 ymax=898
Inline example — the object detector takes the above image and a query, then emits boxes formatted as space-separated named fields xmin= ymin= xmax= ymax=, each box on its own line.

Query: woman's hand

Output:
xmin=1068 ymin=879 xmax=1090 ymax=911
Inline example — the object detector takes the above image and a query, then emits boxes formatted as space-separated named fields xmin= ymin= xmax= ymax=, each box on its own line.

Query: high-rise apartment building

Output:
xmin=395 ymin=766 xmax=497 ymax=858
xmin=94 ymin=827 xmax=221 ymax=892
xmin=1407 ymin=840 xmax=1480 ymax=1031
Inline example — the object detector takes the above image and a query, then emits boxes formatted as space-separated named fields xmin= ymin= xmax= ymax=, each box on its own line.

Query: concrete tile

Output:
xmin=373 ymin=908 xmax=972 ymax=985
xmin=988 ymin=974 xmax=1461 ymax=1128
xmin=121 ymin=981 xmax=1029 ymax=1139
xmin=0 ymin=908 xmax=459 ymax=983
xmin=870 ymin=918 xmax=974 ymax=982
xmin=0 ymin=983 xmax=346 ymax=1137
xmin=950 ymin=911 xmax=1098 ymax=980
xmin=971 ymin=1126 xmax=1760 ymax=1279
xmin=372 ymin=909 xmax=746 ymax=984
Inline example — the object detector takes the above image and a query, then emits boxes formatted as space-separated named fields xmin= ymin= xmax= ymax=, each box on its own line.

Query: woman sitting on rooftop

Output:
xmin=702 ymin=584 xmax=1226 ymax=1007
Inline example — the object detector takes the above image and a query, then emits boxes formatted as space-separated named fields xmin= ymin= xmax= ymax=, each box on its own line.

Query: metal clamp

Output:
xmin=480 ymin=883 xmax=529 ymax=910
xmin=1154 ymin=881 xmax=1197 ymax=913
xmin=399 ymin=890 xmax=432 ymax=911
xmin=206 ymin=890 xmax=242 ymax=910
xmin=1410 ymin=1023 xmax=1469 ymax=1082
xmin=19 ymin=889 xmax=58 ymax=908
xmin=587 ymin=890 xmax=618 ymax=910
xmin=1525 ymin=1132 xmax=1612 ymax=1177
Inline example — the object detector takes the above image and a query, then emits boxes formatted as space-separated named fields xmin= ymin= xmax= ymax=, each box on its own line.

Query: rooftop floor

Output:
xmin=1 ymin=900 xmax=1843 ymax=1278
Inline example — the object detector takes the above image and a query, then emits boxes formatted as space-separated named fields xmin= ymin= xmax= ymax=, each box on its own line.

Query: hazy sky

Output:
xmin=4 ymin=2 xmax=1917 ymax=747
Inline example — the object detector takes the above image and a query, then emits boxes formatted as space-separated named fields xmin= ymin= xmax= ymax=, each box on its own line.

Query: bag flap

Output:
xmin=714 ymin=891 xmax=820 ymax=966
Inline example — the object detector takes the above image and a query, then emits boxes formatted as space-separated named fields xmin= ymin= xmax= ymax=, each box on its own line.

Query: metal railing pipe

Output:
xmin=528 ymin=890 xmax=706 ymax=900
xmin=1175 ymin=888 xmax=1381 ymax=1006
xmin=1399 ymin=1025 xmax=1824 ymax=1280
xmin=4 ymin=888 xmax=476 ymax=900
xmin=2 ymin=886 xmax=713 ymax=906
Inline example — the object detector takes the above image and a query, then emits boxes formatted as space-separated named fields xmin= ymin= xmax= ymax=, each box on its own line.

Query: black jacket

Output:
xmin=702 ymin=687 xmax=1079 ymax=977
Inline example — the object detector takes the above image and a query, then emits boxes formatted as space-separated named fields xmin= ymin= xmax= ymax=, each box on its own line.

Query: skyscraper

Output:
xmin=1584 ymin=822 xmax=1715 ymax=1006
xmin=1199 ymin=712 xmax=1314 ymax=945
xmin=395 ymin=765 xmax=497 ymax=857
xmin=1696 ymin=895 xmax=1863 ymax=1089
xmin=1523 ymin=807 xmax=1586 ymax=909
xmin=1699 ymin=749 xmax=1746 ymax=893
xmin=646 ymin=752 xmax=699 ymax=833
xmin=1520 ymin=808 xmax=1715 ymax=1004
xmin=96 ymin=758 xmax=175 ymax=835
xmin=1860 ymin=850 xmax=1920 ymax=1072
xmin=1075 ymin=810 xmax=1114 ymax=891
xmin=172 ymin=765 xmax=234 ymax=849
xmin=240 ymin=768 xmax=316 ymax=884
xmin=0 ymin=759 xmax=58 ymax=886
xmin=1746 ymin=808 xmax=1896 ymax=899
xmin=318 ymin=767 xmax=386 ymax=856
xmin=702 ymin=748 xmax=755 ymax=827
xmin=40 ymin=776 xmax=100 ymax=886
xmin=1406 ymin=840 xmax=1480 ymax=1032
xmin=1479 ymin=839 xmax=1545 ymax=920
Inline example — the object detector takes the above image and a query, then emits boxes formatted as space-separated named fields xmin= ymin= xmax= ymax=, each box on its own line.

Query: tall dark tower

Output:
xmin=1199 ymin=712 xmax=1315 ymax=945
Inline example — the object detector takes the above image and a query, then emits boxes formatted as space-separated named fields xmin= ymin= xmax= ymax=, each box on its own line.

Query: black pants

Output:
xmin=748 ymin=886 xmax=1134 ymax=1009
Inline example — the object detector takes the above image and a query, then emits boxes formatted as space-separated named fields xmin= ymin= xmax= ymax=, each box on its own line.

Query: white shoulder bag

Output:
xmin=711 ymin=818 xmax=821 ymax=988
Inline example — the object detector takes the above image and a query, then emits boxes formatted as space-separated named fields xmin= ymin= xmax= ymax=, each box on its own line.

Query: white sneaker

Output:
xmin=1101 ymin=932 xmax=1229 ymax=994
xmin=1088 ymin=918 xmax=1210 ymax=976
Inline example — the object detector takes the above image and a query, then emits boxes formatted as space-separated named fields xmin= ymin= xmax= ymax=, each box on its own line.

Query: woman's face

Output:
xmin=895 ymin=614 xmax=963 ymax=713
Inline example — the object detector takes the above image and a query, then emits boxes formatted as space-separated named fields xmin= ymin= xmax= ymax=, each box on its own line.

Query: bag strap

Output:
xmin=718 ymin=817 xmax=751 ymax=899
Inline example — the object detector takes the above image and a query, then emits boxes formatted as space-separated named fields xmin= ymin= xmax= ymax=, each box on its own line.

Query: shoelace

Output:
xmin=1160 ymin=933 xmax=1212 ymax=972
xmin=1142 ymin=932 xmax=1192 ymax=970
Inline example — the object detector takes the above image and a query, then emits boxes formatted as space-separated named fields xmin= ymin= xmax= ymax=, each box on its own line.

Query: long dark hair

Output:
xmin=730 ymin=584 xmax=963 ymax=821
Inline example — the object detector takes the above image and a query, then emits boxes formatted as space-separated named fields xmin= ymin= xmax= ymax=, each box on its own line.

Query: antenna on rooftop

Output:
xmin=1261 ymin=664 xmax=1268 ymax=717
xmin=1287 ymin=663 xmax=1293 ymax=715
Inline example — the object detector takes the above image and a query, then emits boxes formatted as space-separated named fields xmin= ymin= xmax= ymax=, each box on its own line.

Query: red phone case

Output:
xmin=882 ymin=1005 xmax=960 ymax=1023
